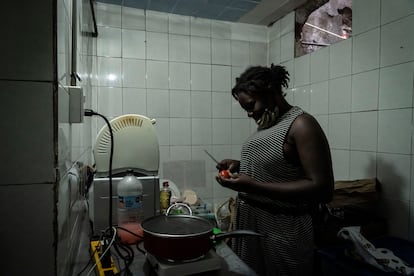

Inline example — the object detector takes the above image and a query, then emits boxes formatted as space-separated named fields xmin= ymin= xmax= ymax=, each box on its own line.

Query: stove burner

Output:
xmin=146 ymin=250 xmax=221 ymax=276
xmin=163 ymin=254 xmax=206 ymax=263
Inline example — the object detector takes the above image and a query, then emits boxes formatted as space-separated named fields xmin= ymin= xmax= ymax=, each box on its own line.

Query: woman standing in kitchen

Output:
xmin=215 ymin=64 xmax=334 ymax=276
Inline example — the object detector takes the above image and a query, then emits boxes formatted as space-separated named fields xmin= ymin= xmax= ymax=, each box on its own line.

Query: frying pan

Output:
xmin=141 ymin=203 xmax=264 ymax=261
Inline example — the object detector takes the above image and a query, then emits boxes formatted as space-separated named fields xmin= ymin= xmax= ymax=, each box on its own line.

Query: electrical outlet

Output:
xmin=67 ymin=86 xmax=85 ymax=123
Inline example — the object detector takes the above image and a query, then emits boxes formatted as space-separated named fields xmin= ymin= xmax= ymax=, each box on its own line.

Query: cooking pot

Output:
xmin=141 ymin=203 xmax=264 ymax=261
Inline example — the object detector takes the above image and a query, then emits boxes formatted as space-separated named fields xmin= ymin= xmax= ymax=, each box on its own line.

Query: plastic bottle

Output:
xmin=159 ymin=181 xmax=172 ymax=214
xmin=117 ymin=170 xmax=144 ymax=243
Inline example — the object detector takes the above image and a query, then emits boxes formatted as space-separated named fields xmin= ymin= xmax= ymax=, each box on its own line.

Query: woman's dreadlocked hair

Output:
xmin=231 ymin=64 xmax=290 ymax=99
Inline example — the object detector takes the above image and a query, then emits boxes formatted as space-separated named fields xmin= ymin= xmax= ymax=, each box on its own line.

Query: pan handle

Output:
xmin=166 ymin=202 xmax=193 ymax=216
xmin=214 ymin=230 xmax=265 ymax=241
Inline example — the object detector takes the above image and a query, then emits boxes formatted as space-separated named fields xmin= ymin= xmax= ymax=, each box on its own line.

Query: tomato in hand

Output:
xmin=219 ymin=169 xmax=231 ymax=179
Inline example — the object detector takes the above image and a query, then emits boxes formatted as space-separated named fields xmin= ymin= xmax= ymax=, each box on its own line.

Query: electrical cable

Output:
xmin=76 ymin=247 xmax=97 ymax=276
xmin=84 ymin=110 xmax=120 ymax=275
xmin=135 ymin=240 xmax=146 ymax=256
xmin=85 ymin=226 xmax=117 ymax=276
xmin=113 ymin=242 xmax=134 ymax=276
xmin=84 ymin=109 xmax=114 ymax=232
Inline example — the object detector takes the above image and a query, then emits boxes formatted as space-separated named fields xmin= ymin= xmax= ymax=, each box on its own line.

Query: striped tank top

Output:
xmin=233 ymin=106 xmax=314 ymax=276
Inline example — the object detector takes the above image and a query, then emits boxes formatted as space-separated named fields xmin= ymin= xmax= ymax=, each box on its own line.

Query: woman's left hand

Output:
xmin=215 ymin=172 xmax=256 ymax=192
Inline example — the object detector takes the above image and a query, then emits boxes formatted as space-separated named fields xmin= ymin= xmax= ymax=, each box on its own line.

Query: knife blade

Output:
xmin=203 ymin=149 xmax=220 ymax=165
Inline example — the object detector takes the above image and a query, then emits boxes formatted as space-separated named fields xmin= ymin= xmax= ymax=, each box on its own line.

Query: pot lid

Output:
xmin=141 ymin=215 xmax=214 ymax=236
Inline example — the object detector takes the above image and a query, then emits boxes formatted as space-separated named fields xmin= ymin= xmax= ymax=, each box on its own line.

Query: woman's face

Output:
xmin=236 ymin=91 xmax=270 ymax=123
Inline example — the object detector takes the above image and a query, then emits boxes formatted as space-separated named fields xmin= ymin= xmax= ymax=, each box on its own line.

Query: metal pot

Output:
xmin=141 ymin=203 xmax=264 ymax=261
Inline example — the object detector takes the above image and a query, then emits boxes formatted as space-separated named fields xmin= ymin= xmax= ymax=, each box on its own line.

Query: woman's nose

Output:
xmin=247 ymin=111 xmax=253 ymax=117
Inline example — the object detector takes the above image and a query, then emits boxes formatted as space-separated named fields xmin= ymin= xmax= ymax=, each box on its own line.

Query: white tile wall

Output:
xmin=96 ymin=3 xmax=121 ymax=27
xmin=280 ymin=12 xmax=295 ymax=36
xmin=190 ymin=17 xmax=211 ymax=37
xmin=191 ymin=36 xmax=211 ymax=63
xmin=280 ymin=32 xmax=295 ymax=63
xmin=97 ymin=87 xmax=123 ymax=117
xmin=170 ymin=118 xmax=191 ymax=145
xmin=97 ymin=57 xmax=122 ymax=86
xmin=191 ymin=118 xmax=212 ymax=145
xmin=122 ymin=6 xmax=145 ymax=30
xmin=328 ymin=113 xmax=351 ymax=149
xmin=249 ymin=42 xmax=267 ymax=66
xmin=170 ymin=90 xmax=191 ymax=118
xmin=293 ymin=86 xmax=310 ymax=112
xmin=246 ymin=25 xmax=267 ymax=43
xmin=231 ymin=40 xmax=250 ymax=67
xmin=123 ymin=88 xmax=147 ymax=114
xmin=169 ymin=62 xmax=191 ymax=90
xmin=310 ymin=81 xmax=329 ymax=115
xmin=212 ymin=119 xmax=232 ymax=145
xmin=191 ymin=64 xmax=212 ymax=91
xmin=169 ymin=34 xmax=190 ymax=62
xmin=331 ymin=149 xmax=350 ymax=180
xmin=147 ymin=89 xmax=169 ymax=117
xmin=351 ymin=70 xmax=379 ymax=112
xmin=97 ymin=27 xmax=122 ymax=57
xmin=147 ymin=32 xmax=169 ymax=60
xmin=310 ymin=47 xmax=329 ymax=83
xmin=169 ymin=14 xmax=190 ymax=35
xmin=170 ymin=146 xmax=192 ymax=159
xmin=329 ymin=76 xmax=352 ymax=113
xmin=380 ymin=0 xmax=414 ymax=25
xmin=122 ymin=58 xmax=146 ymax=88
xmin=377 ymin=109 xmax=412 ymax=154
xmin=281 ymin=59 xmax=294 ymax=88
xmin=212 ymin=39 xmax=231 ymax=65
xmin=268 ymin=38 xmax=281 ymax=65
xmin=231 ymin=23 xmax=250 ymax=41
xmin=350 ymin=111 xmax=378 ymax=151
xmin=211 ymin=21 xmax=231 ymax=39
xmin=268 ymin=20 xmax=281 ymax=41
xmin=154 ymin=118 xmax=170 ymax=146
xmin=294 ymin=54 xmax=310 ymax=87
xmin=380 ymin=15 xmax=414 ymax=67
xmin=146 ymin=10 xmax=168 ymax=32
xmin=314 ymin=115 xmax=329 ymax=137
xmin=212 ymin=65 xmax=231 ymax=92
xmin=349 ymin=151 xmax=377 ymax=179
xmin=147 ymin=60 xmax=169 ymax=89
xmin=352 ymin=28 xmax=380 ymax=74
xmin=379 ymin=62 xmax=414 ymax=109
xmin=122 ymin=29 xmax=146 ymax=59
xmin=191 ymin=91 xmax=212 ymax=118
xmin=212 ymin=92 xmax=232 ymax=118
xmin=329 ymin=39 xmax=352 ymax=79
xmin=352 ymin=0 xmax=380 ymax=35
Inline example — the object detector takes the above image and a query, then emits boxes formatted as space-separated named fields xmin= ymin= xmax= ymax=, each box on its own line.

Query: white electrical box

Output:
xmin=68 ymin=86 xmax=85 ymax=123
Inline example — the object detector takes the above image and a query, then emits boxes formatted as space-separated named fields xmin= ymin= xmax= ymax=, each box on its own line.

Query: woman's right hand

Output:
xmin=216 ymin=159 xmax=240 ymax=174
